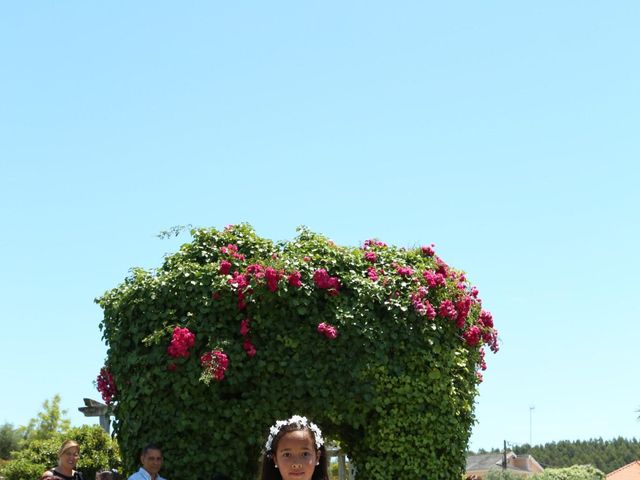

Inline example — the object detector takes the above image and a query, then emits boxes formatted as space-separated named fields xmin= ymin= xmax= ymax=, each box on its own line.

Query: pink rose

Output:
xmin=367 ymin=267 xmax=379 ymax=282
xmin=243 ymin=339 xmax=257 ymax=357
xmin=317 ymin=322 xmax=338 ymax=339
xmin=240 ymin=319 xmax=250 ymax=336
xmin=219 ymin=260 xmax=232 ymax=275
xmin=421 ymin=244 xmax=435 ymax=257
xmin=479 ymin=310 xmax=494 ymax=328
xmin=396 ymin=266 xmax=414 ymax=277
xmin=167 ymin=327 xmax=196 ymax=358
xmin=463 ymin=326 xmax=482 ymax=346
xmin=264 ymin=267 xmax=282 ymax=292
xmin=438 ymin=300 xmax=457 ymax=321
xmin=288 ymin=271 xmax=303 ymax=287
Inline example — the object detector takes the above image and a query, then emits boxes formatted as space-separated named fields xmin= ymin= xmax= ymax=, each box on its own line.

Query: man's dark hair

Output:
xmin=141 ymin=443 xmax=162 ymax=456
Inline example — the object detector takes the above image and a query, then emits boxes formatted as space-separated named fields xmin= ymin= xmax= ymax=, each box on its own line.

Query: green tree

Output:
xmin=0 ymin=425 xmax=120 ymax=480
xmin=19 ymin=395 xmax=71 ymax=444
xmin=97 ymin=224 xmax=499 ymax=479
xmin=0 ymin=423 xmax=21 ymax=460
xmin=513 ymin=437 xmax=640 ymax=473
xmin=534 ymin=464 xmax=605 ymax=480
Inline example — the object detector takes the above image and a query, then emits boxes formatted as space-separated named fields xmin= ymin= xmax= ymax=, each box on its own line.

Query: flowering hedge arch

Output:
xmin=97 ymin=225 xmax=498 ymax=479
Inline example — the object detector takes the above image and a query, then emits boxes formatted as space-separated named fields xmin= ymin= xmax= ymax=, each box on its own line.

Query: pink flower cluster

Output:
xmin=225 ymin=262 xmax=302 ymax=307
xmin=317 ymin=322 xmax=338 ymax=339
xmin=421 ymin=244 xmax=435 ymax=257
xmin=167 ymin=327 xmax=196 ymax=358
xmin=423 ymin=270 xmax=446 ymax=288
xmin=246 ymin=264 xmax=265 ymax=277
xmin=227 ymin=272 xmax=251 ymax=310
xmin=482 ymin=325 xmax=499 ymax=353
xmin=410 ymin=287 xmax=436 ymax=320
xmin=228 ymin=271 xmax=250 ymax=289
xmin=455 ymin=296 xmax=472 ymax=328
xmin=240 ymin=318 xmax=256 ymax=357
xmin=243 ymin=339 xmax=257 ymax=357
xmin=364 ymin=251 xmax=377 ymax=262
xmin=288 ymin=271 xmax=302 ymax=287
xmin=240 ymin=318 xmax=250 ymax=336
xmin=438 ymin=300 xmax=458 ymax=321
xmin=363 ymin=239 xmax=387 ymax=249
xmin=219 ymin=260 xmax=232 ymax=274
xmin=479 ymin=310 xmax=493 ymax=328
xmin=367 ymin=267 xmax=379 ymax=282
xmin=435 ymin=257 xmax=449 ymax=277
xmin=220 ymin=243 xmax=246 ymax=261
xmin=217 ymin=244 xmax=246 ymax=274
xmin=264 ymin=267 xmax=284 ymax=292
xmin=261 ymin=267 xmax=278 ymax=292
xmin=458 ymin=309 xmax=498 ymax=352
xmin=200 ymin=349 xmax=229 ymax=382
xmin=96 ymin=367 xmax=117 ymax=405
xmin=478 ymin=348 xmax=487 ymax=371
xmin=396 ymin=266 xmax=414 ymax=277
xmin=462 ymin=325 xmax=482 ymax=346
xmin=313 ymin=269 xmax=340 ymax=296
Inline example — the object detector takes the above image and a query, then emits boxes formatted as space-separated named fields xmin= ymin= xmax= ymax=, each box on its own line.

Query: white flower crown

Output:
xmin=264 ymin=414 xmax=324 ymax=453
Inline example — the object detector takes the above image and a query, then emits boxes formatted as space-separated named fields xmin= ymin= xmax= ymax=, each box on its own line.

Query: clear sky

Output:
xmin=1 ymin=2 xmax=638 ymax=452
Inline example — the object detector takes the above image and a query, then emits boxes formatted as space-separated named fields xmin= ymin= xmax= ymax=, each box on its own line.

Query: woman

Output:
xmin=41 ymin=440 xmax=84 ymax=480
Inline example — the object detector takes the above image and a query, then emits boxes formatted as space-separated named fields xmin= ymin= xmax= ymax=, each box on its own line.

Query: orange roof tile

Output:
xmin=607 ymin=460 xmax=640 ymax=480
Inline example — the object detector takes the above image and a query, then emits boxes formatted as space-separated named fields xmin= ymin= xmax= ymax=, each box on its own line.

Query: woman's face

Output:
xmin=59 ymin=446 xmax=80 ymax=469
xmin=274 ymin=430 xmax=319 ymax=480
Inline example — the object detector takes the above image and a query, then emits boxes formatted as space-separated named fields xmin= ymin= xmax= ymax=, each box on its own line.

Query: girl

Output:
xmin=260 ymin=415 xmax=329 ymax=480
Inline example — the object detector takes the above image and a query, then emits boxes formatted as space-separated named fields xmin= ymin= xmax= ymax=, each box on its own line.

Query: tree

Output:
xmin=535 ymin=465 xmax=605 ymax=480
xmin=19 ymin=395 xmax=71 ymax=444
xmin=513 ymin=437 xmax=640 ymax=473
xmin=97 ymin=224 xmax=499 ymax=479
xmin=0 ymin=423 xmax=21 ymax=460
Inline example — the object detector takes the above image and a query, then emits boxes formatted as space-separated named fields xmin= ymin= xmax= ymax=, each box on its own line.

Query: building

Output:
xmin=466 ymin=451 xmax=544 ymax=478
xmin=607 ymin=460 xmax=640 ymax=480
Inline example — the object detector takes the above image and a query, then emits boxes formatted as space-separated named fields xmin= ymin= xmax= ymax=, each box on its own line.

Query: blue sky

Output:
xmin=1 ymin=2 xmax=638 ymax=452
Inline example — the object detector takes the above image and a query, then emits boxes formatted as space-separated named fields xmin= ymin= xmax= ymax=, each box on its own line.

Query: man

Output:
xmin=127 ymin=444 xmax=166 ymax=480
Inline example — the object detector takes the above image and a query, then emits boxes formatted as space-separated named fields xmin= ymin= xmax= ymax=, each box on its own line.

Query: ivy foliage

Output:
xmin=97 ymin=224 xmax=497 ymax=479
xmin=0 ymin=425 xmax=120 ymax=480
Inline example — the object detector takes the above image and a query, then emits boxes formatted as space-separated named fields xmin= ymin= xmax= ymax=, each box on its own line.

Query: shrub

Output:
xmin=97 ymin=224 xmax=498 ymax=479
xmin=485 ymin=470 xmax=526 ymax=480
xmin=534 ymin=465 xmax=606 ymax=480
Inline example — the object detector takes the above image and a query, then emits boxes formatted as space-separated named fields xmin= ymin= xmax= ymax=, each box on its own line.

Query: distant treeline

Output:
xmin=474 ymin=437 xmax=640 ymax=474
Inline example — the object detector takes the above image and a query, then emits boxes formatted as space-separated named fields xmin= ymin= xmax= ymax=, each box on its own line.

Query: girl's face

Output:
xmin=274 ymin=429 xmax=320 ymax=480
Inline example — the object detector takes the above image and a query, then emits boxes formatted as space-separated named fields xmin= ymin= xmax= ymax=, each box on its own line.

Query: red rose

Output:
xmin=219 ymin=260 xmax=232 ymax=275
xmin=288 ymin=271 xmax=303 ymax=287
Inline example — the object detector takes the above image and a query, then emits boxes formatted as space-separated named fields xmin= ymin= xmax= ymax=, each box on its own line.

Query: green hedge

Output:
xmin=97 ymin=225 xmax=497 ymax=479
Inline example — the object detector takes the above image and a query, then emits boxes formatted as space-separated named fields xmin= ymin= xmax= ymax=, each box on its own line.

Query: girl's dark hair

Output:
xmin=259 ymin=422 xmax=329 ymax=480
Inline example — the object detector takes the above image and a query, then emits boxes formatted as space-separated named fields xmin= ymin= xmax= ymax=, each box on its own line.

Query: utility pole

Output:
xmin=502 ymin=440 xmax=507 ymax=470
xmin=529 ymin=406 xmax=535 ymax=446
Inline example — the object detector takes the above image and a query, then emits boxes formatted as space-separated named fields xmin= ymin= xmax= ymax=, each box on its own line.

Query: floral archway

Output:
xmin=97 ymin=224 xmax=497 ymax=479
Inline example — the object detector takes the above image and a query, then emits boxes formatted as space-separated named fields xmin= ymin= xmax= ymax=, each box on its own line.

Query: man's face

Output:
xmin=141 ymin=448 xmax=163 ymax=477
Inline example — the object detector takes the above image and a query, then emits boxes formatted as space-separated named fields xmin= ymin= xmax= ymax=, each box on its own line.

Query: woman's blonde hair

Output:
xmin=58 ymin=440 xmax=80 ymax=457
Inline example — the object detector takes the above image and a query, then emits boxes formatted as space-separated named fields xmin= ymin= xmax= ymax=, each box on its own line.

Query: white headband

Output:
xmin=264 ymin=415 xmax=324 ymax=453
